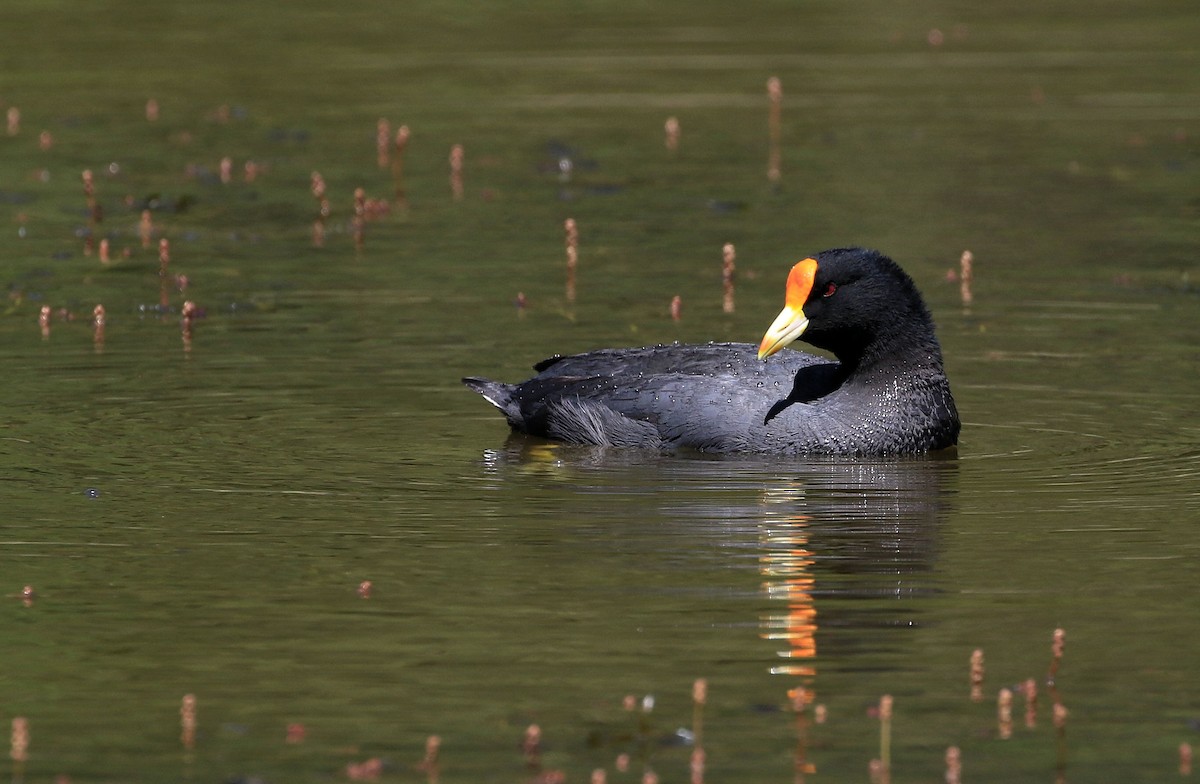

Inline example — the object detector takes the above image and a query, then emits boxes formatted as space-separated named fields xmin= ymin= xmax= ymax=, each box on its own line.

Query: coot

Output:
xmin=463 ymin=248 xmax=960 ymax=455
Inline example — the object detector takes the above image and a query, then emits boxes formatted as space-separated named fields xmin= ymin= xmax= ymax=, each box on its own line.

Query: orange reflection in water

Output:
xmin=760 ymin=515 xmax=818 ymax=677
xmin=760 ymin=508 xmax=819 ymax=783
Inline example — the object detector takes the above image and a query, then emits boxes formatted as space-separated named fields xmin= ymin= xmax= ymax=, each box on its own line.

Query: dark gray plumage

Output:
xmin=464 ymin=248 xmax=960 ymax=456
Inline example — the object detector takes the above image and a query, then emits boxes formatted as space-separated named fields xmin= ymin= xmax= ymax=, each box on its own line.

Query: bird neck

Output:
xmin=838 ymin=323 xmax=946 ymax=383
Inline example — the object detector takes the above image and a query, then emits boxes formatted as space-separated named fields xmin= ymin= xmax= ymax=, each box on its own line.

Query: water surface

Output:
xmin=1 ymin=1 xmax=1197 ymax=781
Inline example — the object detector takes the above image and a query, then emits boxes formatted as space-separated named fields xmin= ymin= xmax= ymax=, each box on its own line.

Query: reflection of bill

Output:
xmin=760 ymin=514 xmax=818 ymax=678
xmin=474 ymin=442 xmax=954 ymax=781
xmin=756 ymin=459 xmax=953 ymax=681
xmin=756 ymin=460 xmax=953 ymax=783
xmin=761 ymin=511 xmax=821 ymax=782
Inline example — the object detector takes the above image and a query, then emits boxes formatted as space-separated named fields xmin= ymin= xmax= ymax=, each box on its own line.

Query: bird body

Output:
xmin=464 ymin=248 xmax=960 ymax=456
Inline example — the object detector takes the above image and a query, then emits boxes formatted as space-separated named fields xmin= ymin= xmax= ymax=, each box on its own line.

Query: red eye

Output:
xmin=823 ymin=283 xmax=837 ymax=298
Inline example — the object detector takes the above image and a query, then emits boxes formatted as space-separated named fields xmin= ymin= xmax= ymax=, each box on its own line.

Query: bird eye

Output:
xmin=823 ymin=283 xmax=837 ymax=298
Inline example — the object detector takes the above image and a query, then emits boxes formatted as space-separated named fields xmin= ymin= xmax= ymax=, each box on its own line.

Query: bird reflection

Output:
xmin=759 ymin=510 xmax=818 ymax=677
xmin=760 ymin=507 xmax=820 ymax=784
xmin=756 ymin=458 xmax=952 ymax=665
xmin=752 ymin=460 xmax=953 ymax=783
xmin=479 ymin=439 xmax=953 ymax=662
xmin=475 ymin=438 xmax=955 ymax=780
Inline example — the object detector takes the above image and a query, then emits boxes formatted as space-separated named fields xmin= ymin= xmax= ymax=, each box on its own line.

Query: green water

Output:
xmin=1 ymin=1 xmax=1197 ymax=781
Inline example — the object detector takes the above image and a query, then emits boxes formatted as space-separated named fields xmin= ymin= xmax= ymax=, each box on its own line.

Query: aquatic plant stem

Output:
xmin=376 ymin=118 xmax=390 ymax=168
xmin=564 ymin=218 xmax=578 ymax=303
xmin=722 ymin=243 xmax=736 ymax=313
xmin=767 ymin=77 xmax=782 ymax=184
xmin=959 ymin=250 xmax=974 ymax=308
xmin=449 ymin=144 xmax=464 ymax=201
xmin=879 ymin=694 xmax=893 ymax=777
xmin=969 ymin=648 xmax=984 ymax=702
xmin=665 ymin=116 xmax=680 ymax=153
xmin=393 ymin=125 xmax=410 ymax=205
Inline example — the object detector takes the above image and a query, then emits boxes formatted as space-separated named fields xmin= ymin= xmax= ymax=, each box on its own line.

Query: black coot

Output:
xmin=463 ymin=248 xmax=960 ymax=455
